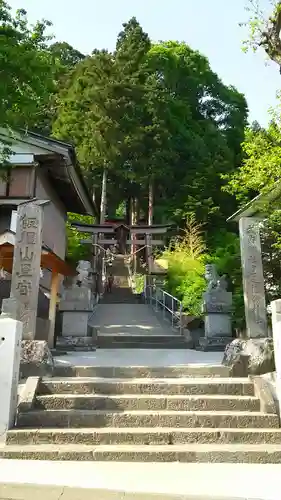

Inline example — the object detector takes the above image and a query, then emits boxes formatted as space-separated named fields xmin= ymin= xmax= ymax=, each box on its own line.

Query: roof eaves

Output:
xmin=227 ymin=181 xmax=281 ymax=222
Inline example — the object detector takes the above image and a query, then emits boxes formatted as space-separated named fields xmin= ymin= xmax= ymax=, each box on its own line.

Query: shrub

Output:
xmin=162 ymin=215 xmax=207 ymax=316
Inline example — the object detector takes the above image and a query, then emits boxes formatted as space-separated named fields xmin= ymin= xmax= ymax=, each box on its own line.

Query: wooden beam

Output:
xmin=98 ymin=239 xmax=117 ymax=245
xmin=130 ymin=227 xmax=168 ymax=235
xmin=80 ymin=239 xmax=117 ymax=245
xmin=74 ymin=226 xmax=114 ymax=234
xmin=48 ymin=271 xmax=60 ymax=349
xmin=127 ymin=239 xmax=164 ymax=245
xmin=80 ymin=239 xmax=163 ymax=246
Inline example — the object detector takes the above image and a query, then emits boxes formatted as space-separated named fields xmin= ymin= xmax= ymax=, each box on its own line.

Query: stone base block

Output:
xmin=61 ymin=311 xmax=93 ymax=338
xmin=204 ymin=314 xmax=232 ymax=338
xmin=222 ymin=337 xmax=275 ymax=377
xmin=56 ymin=335 xmax=97 ymax=352
xmin=20 ymin=341 xmax=54 ymax=379
xmin=198 ymin=335 xmax=232 ymax=352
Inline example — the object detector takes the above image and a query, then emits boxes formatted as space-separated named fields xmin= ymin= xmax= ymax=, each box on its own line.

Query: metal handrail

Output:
xmin=144 ymin=280 xmax=183 ymax=335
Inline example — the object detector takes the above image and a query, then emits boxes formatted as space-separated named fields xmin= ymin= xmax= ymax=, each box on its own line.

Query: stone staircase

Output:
xmin=3 ymin=364 xmax=281 ymax=462
xmin=99 ymin=254 xmax=189 ymax=349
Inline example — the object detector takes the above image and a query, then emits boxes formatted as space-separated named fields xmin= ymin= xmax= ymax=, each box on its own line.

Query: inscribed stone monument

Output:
xmin=239 ymin=217 xmax=267 ymax=338
xmin=3 ymin=202 xmax=43 ymax=340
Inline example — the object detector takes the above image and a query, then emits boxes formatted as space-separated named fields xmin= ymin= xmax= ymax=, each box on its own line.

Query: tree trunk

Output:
xmin=126 ymin=197 xmax=131 ymax=226
xmin=147 ymin=180 xmax=153 ymax=274
xmin=148 ymin=180 xmax=153 ymax=226
xmin=99 ymin=168 xmax=107 ymax=293
xmin=100 ymin=168 xmax=107 ymax=224
xmin=130 ymin=198 xmax=137 ymax=269
xmin=130 ymin=197 xmax=138 ymax=273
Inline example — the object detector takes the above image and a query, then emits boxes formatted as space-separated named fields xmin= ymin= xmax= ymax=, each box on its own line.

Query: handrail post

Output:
xmin=179 ymin=301 xmax=183 ymax=335
xmin=163 ymin=290 xmax=165 ymax=320
xmin=171 ymin=296 xmax=174 ymax=328
xmin=144 ymin=275 xmax=147 ymax=302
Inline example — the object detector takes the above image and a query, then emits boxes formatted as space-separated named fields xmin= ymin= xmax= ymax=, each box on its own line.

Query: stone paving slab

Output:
xmin=54 ymin=349 xmax=223 ymax=368
xmin=89 ymin=304 xmax=175 ymax=336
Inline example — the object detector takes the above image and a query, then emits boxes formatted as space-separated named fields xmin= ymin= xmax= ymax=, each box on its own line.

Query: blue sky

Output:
xmin=9 ymin=0 xmax=281 ymax=126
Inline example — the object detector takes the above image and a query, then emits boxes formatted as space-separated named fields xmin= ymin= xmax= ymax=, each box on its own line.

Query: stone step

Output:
xmin=8 ymin=427 xmax=281 ymax=446
xmin=2 ymin=443 xmax=281 ymax=463
xmin=55 ymin=345 xmax=96 ymax=352
xmin=35 ymin=394 xmax=260 ymax=412
xmin=16 ymin=409 xmax=279 ymax=429
xmin=97 ymin=335 xmax=185 ymax=343
xmin=53 ymin=364 xmax=231 ymax=379
xmin=96 ymin=335 xmax=188 ymax=349
xmin=96 ymin=341 xmax=188 ymax=349
xmin=40 ymin=377 xmax=253 ymax=396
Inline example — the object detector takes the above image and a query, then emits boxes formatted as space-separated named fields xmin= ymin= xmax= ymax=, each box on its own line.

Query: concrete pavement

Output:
xmin=0 ymin=461 xmax=280 ymax=499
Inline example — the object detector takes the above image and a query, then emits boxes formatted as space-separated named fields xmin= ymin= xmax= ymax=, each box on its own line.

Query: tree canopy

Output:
xmin=0 ymin=0 xmax=56 ymax=130
xmin=53 ymin=18 xmax=248 ymax=231
xmin=242 ymin=0 xmax=281 ymax=70
xmin=0 ymin=3 xmax=254 ymax=325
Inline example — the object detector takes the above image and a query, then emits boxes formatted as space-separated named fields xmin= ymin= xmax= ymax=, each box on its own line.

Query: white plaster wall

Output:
xmin=35 ymin=170 xmax=67 ymax=260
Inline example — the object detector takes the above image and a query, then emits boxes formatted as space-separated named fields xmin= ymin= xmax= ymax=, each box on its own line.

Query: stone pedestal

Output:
xmin=59 ymin=286 xmax=96 ymax=351
xmin=199 ymin=289 xmax=233 ymax=351
xmin=20 ymin=340 xmax=54 ymax=378
xmin=0 ymin=318 xmax=22 ymax=441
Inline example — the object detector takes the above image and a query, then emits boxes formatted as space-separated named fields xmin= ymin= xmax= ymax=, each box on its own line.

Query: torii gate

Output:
xmin=70 ymin=220 xmax=171 ymax=277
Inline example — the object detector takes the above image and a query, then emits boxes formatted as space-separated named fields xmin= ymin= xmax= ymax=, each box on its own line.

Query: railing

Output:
xmin=144 ymin=277 xmax=183 ymax=335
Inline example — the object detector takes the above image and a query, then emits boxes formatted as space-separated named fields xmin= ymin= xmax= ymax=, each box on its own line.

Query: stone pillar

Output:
xmin=271 ymin=299 xmax=281 ymax=419
xmin=0 ymin=318 xmax=22 ymax=441
xmin=92 ymin=233 xmax=98 ymax=298
xmin=239 ymin=217 xmax=267 ymax=338
xmin=9 ymin=202 xmax=44 ymax=340
xmin=145 ymin=233 xmax=152 ymax=275
xmin=47 ymin=270 xmax=60 ymax=349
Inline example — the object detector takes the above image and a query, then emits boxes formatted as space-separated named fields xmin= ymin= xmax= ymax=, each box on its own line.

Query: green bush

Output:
xmin=162 ymin=216 xmax=207 ymax=316
xmin=133 ymin=273 xmax=145 ymax=294
xmin=162 ymin=220 xmax=245 ymax=326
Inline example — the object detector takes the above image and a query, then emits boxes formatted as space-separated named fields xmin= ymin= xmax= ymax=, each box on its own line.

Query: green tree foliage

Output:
xmin=66 ymin=212 xmax=95 ymax=265
xmin=225 ymin=121 xmax=281 ymax=202
xmin=0 ymin=1 xmax=56 ymax=131
xmin=242 ymin=0 xmax=281 ymax=69
xmin=53 ymin=18 xmax=248 ymax=227
xmin=49 ymin=41 xmax=85 ymax=69
xmin=146 ymin=42 xmax=248 ymax=229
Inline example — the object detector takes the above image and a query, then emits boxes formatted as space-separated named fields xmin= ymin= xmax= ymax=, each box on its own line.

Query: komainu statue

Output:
xmin=205 ymin=264 xmax=219 ymax=292
xmin=205 ymin=264 xmax=228 ymax=292
xmin=76 ymin=260 xmax=92 ymax=288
